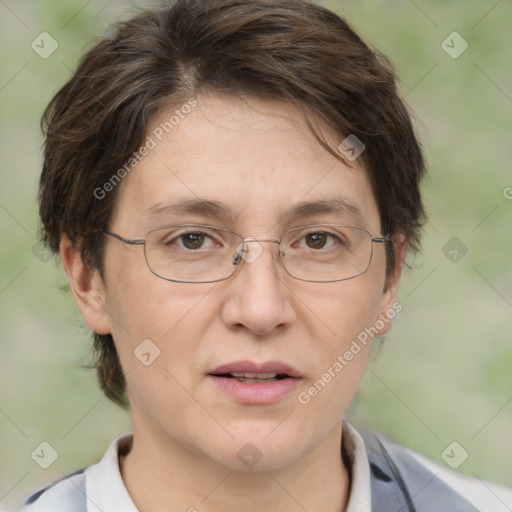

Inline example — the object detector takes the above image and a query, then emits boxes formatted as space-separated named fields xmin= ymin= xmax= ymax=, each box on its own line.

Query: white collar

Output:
xmin=84 ymin=434 xmax=138 ymax=512
xmin=84 ymin=421 xmax=372 ymax=512
xmin=343 ymin=422 xmax=372 ymax=512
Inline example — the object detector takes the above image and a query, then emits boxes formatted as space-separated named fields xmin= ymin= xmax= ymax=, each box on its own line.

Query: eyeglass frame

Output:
xmin=99 ymin=223 xmax=391 ymax=284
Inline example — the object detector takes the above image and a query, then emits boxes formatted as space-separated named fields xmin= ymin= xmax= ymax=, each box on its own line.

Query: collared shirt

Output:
xmin=16 ymin=422 xmax=512 ymax=511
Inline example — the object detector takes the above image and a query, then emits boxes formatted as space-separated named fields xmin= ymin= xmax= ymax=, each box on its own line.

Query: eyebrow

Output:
xmin=277 ymin=197 xmax=363 ymax=224
xmin=143 ymin=197 xmax=364 ymax=226
xmin=144 ymin=199 xmax=238 ymax=225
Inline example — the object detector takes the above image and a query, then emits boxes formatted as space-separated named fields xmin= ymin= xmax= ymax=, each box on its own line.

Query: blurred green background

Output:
xmin=1 ymin=0 xmax=511 ymax=509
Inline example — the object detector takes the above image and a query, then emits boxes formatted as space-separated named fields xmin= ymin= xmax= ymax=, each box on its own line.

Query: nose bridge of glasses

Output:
xmin=244 ymin=237 xmax=281 ymax=244
xmin=233 ymin=236 xmax=281 ymax=265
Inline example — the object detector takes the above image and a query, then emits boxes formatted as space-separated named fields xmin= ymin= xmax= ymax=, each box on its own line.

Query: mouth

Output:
xmin=207 ymin=361 xmax=303 ymax=404
xmin=213 ymin=372 xmax=291 ymax=383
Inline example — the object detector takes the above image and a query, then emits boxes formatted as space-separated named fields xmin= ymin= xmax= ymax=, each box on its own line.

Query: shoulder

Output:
xmin=409 ymin=449 xmax=512 ymax=512
xmin=362 ymin=430 xmax=512 ymax=512
xmin=16 ymin=470 xmax=87 ymax=512
xmin=13 ymin=434 xmax=134 ymax=512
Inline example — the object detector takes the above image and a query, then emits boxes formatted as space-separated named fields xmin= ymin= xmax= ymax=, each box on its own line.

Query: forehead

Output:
xmin=109 ymin=93 xmax=380 ymax=234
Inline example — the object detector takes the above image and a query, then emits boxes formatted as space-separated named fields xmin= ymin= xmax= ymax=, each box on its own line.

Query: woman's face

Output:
xmin=90 ymin=93 xmax=401 ymax=471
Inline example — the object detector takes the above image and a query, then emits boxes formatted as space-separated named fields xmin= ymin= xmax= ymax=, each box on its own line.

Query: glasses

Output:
xmin=100 ymin=224 xmax=390 ymax=283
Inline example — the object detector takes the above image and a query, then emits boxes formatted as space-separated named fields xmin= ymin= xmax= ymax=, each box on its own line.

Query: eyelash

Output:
xmin=164 ymin=229 xmax=344 ymax=251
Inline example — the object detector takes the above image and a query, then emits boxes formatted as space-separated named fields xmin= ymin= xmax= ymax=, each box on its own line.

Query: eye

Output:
xmin=304 ymin=232 xmax=330 ymax=249
xmin=296 ymin=231 xmax=341 ymax=250
xmin=179 ymin=232 xmax=209 ymax=250
xmin=162 ymin=230 xmax=221 ymax=251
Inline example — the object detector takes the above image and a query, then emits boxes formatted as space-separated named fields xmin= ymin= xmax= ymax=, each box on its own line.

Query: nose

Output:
xmin=220 ymin=239 xmax=296 ymax=336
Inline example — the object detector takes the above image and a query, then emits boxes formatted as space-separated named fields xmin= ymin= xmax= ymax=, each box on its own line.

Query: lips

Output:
xmin=222 ymin=372 xmax=285 ymax=383
xmin=208 ymin=360 xmax=303 ymax=380
xmin=208 ymin=360 xmax=303 ymax=404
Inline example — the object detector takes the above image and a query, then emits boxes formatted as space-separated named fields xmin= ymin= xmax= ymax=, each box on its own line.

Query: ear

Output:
xmin=60 ymin=236 xmax=111 ymax=335
xmin=374 ymin=233 xmax=407 ymax=337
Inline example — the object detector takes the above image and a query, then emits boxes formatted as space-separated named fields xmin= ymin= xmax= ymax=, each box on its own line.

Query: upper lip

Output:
xmin=209 ymin=360 xmax=303 ymax=379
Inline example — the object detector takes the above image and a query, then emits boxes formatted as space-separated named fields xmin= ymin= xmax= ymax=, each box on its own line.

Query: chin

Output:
xmin=215 ymin=447 xmax=303 ymax=473
xmin=206 ymin=423 xmax=311 ymax=472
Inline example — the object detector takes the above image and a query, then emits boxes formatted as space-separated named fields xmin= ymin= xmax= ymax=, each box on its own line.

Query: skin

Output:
xmin=61 ymin=93 xmax=405 ymax=512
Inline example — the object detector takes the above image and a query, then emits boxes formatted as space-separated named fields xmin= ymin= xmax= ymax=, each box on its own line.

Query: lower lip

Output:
xmin=208 ymin=375 xmax=302 ymax=404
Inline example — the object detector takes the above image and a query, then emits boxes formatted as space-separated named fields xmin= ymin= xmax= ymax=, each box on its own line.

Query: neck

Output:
xmin=120 ymin=421 xmax=350 ymax=512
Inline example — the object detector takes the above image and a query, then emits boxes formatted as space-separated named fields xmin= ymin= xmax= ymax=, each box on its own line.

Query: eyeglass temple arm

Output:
xmin=372 ymin=235 xmax=391 ymax=244
xmin=99 ymin=229 xmax=145 ymax=245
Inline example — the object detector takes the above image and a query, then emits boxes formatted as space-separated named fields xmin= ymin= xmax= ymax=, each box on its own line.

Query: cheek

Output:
xmin=104 ymin=243 xmax=187 ymax=327
xmin=308 ymin=272 xmax=386 ymax=343
xmin=103 ymin=258 xmax=225 ymax=408
xmin=296 ymin=272 xmax=386 ymax=398
xmin=103 ymin=274 xmax=211 ymax=426
xmin=298 ymin=344 xmax=371 ymax=415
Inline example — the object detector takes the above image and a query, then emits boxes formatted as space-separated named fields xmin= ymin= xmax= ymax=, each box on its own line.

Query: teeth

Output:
xmin=229 ymin=372 xmax=278 ymax=379
xmin=234 ymin=378 xmax=279 ymax=383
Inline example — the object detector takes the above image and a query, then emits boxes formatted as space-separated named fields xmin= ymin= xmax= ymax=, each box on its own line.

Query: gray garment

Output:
xmin=363 ymin=432 xmax=478 ymax=511
xmin=20 ymin=433 xmax=478 ymax=511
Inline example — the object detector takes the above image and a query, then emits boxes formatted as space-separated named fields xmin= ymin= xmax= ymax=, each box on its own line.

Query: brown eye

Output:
xmin=305 ymin=232 xmax=329 ymax=249
xmin=181 ymin=232 xmax=206 ymax=249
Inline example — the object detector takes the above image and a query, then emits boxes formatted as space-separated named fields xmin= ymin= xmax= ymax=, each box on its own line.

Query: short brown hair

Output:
xmin=39 ymin=0 xmax=426 ymax=407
